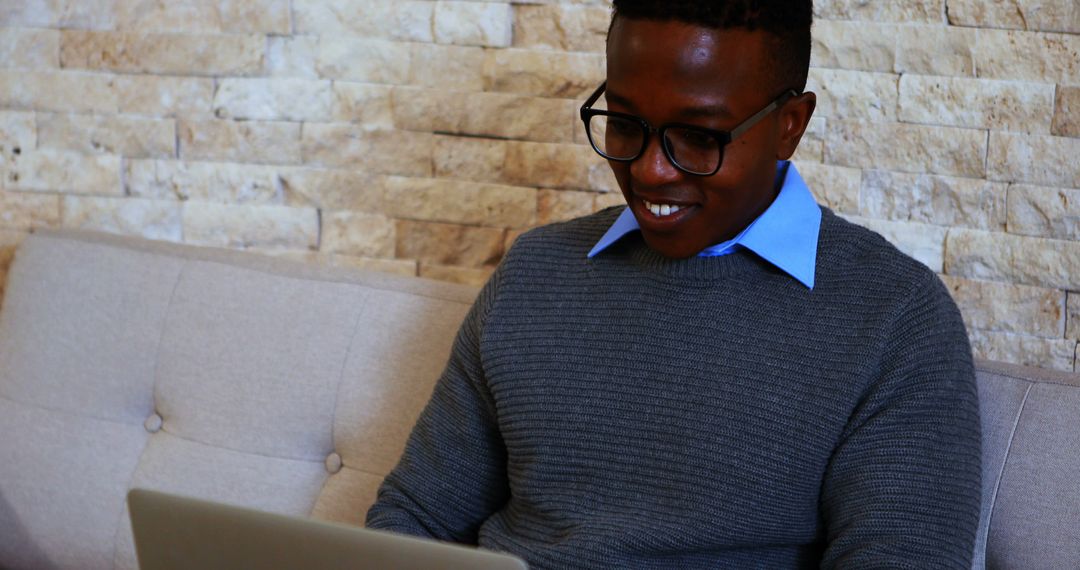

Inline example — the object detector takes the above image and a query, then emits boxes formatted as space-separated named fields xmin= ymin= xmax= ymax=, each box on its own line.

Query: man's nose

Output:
xmin=629 ymin=135 xmax=681 ymax=186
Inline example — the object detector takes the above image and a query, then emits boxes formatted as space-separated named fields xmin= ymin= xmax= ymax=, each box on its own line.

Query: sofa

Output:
xmin=0 ymin=228 xmax=1077 ymax=569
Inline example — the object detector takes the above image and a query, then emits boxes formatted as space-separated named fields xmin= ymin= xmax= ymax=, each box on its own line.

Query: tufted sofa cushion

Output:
xmin=0 ymin=229 xmax=478 ymax=570
xmin=973 ymin=359 xmax=1080 ymax=569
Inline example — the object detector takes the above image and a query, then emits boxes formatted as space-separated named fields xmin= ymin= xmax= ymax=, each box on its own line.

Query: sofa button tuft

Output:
xmin=325 ymin=452 xmax=343 ymax=474
xmin=144 ymin=413 xmax=163 ymax=433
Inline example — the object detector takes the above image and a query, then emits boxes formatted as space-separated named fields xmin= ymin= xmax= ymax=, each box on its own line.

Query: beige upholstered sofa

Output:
xmin=0 ymin=229 xmax=1078 ymax=569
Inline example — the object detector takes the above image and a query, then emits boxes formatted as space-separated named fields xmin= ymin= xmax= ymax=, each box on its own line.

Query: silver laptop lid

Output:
xmin=127 ymin=488 xmax=529 ymax=570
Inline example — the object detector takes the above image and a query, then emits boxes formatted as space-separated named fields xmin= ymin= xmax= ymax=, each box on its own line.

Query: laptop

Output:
xmin=127 ymin=488 xmax=529 ymax=570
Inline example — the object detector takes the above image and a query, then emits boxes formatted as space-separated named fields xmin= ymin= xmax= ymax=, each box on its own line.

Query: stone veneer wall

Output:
xmin=0 ymin=0 xmax=1078 ymax=371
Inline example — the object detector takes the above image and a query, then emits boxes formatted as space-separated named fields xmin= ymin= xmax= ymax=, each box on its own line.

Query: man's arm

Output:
xmin=819 ymin=273 xmax=982 ymax=568
xmin=365 ymin=270 xmax=509 ymax=543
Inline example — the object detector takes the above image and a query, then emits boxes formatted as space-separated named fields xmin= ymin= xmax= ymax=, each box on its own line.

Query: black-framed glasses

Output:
xmin=579 ymin=82 xmax=798 ymax=176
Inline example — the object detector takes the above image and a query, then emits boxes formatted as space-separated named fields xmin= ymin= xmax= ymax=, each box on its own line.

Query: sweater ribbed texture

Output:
xmin=366 ymin=206 xmax=982 ymax=569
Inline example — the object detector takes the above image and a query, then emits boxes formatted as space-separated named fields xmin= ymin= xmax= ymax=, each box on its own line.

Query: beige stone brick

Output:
xmin=1053 ymin=86 xmax=1080 ymax=138
xmin=895 ymin=25 xmax=977 ymax=77
xmin=316 ymin=37 xmax=412 ymax=84
xmin=3 ymin=148 xmax=121 ymax=195
xmin=114 ymin=0 xmax=290 ymax=33
xmin=278 ymin=167 xmax=384 ymax=211
xmin=213 ymin=78 xmax=336 ymax=122
xmin=827 ymin=120 xmax=987 ymax=177
xmin=183 ymin=202 xmax=318 ymax=250
xmin=486 ymin=49 xmax=604 ymax=98
xmin=842 ymin=215 xmax=947 ymax=271
xmin=0 ymin=191 xmax=60 ymax=230
xmin=504 ymin=228 xmax=527 ymax=252
xmin=409 ymin=43 xmax=487 ymax=91
xmin=948 ymin=0 xmax=1080 ymax=34
xmin=975 ymin=29 xmax=1080 ymax=84
xmin=116 ymin=75 xmax=215 ymax=118
xmin=433 ymin=135 xmax=506 ymax=182
xmin=810 ymin=20 xmax=896 ymax=72
xmin=987 ymin=132 xmax=1080 ymax=188
xmin=434 ymin=1 xmax=512 ymax=48
xmin=180 ymin=120 xmax=301 ymax=165
xmin=806 ymin=68 xmax=898 ymax=122
xmin=0 ymin=27 xmax=59 ymax=69
xmin=791 ymin=117 xmax=825 ymax=163
xmin=1068 ymin=293 xmax=1080 ymax=339
xmin=538 ymin=189 xmax=596 ymax=224
xmin=392 ymin=87 xmax=577 ymax=143
xmin=382 ymin=177 xmax=535 ymax=227
xmin=0 ymin=111 xmax=36 ymax=157
xmin=267 ymin=35 xmax=319 ymax=78
xmin=899 ymin=75 xmax=1055 ymax=133
xmin=814 ymin=0 xmax=946 ymax=23
xmin=418 ymin=263 xmax=495 ymax=287
xmin=946 ymin=228 xmax=1080 ymax=290
xmin=1007 ymin=183 xmax=1080 ymax=240
xmin=294 ymin=0 xmax=434 ymax=42
xmin=300 ymin=124 xmax=432 ymax=177
xmin=968 ymin=329 xmax=1076 ymax=372
xmin=941 ymin=275 xmax=1065 ymax=338
xmin=860 ymin=170 xmax=1007 ymax=230
xmin=793 ymin=161 xmax=860 ymax=214
xmin=504 ymin=141 xmax=615 ymax=191
xmin=594 ymin=191 xmax=627 ymax=211
xmin=321 ymin=211 xmax=396 ymax=257
xmin=589 ymin=162 xmax=619 ymax=195
xmin=0 ymin=70 xmax=119 ymax=114
xmin=0 ymin=0 xmax=116 ymax=29
xmin=62 ymin=196 xmax=180 ymax=241
xmin=127 ymin=160 xmax=282 ymax=204
xmin=37 ymin=113 xmax=176 ymax=159
xmin=331 ymin=83 xmax=394 ymax=127
xmin=60 ymin=31 xmax=264 ymax=76
xmin=329 ymin=254 xmax=417 ymax=277
xmin=396 ymin=220 xmax=505 ymax=266
xmin=513 ymin=4 xmax=609 ymax=53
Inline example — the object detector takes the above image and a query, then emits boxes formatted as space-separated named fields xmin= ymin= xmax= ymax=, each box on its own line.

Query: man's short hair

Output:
xmin=609 ymin=0 xmax=813 ymax=95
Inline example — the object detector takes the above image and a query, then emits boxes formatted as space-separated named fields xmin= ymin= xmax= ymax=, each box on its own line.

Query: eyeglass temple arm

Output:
xmin=580 ymin=81 xmax=607 ymax=115
xmin=730 ymin=90 xmax=799 ymax=141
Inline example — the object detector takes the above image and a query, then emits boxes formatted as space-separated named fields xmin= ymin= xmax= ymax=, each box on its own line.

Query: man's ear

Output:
xmin=776 ymin=91 xmax=816 ymax=161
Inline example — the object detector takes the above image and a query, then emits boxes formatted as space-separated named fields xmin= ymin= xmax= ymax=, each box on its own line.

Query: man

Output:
xmin=367 ymin=1 xmax=982 ymax=568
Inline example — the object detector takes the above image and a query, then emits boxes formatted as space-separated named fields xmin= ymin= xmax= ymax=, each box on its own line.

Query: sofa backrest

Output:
xmin=0 ymin=229 xmax=1078 ymax=569
xmin=973 ymin=359 xmax=1080 ymax=569
xmin=0 ymin=229 xmax=478 ymax=570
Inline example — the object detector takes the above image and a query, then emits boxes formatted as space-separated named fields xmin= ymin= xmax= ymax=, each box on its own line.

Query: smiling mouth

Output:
xmin=642 ymin=199 xmax=687 ymax=217
xmin=634 ymin=197 xmax=698 ymax=230
xmin=640 ymin=198 xmax=697 ymax=217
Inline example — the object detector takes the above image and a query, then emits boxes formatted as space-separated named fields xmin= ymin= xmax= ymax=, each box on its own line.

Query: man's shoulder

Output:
xmin=817 ymin=209 xmax=945 ymax=300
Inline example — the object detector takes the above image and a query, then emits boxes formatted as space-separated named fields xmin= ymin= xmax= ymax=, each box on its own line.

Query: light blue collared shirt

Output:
xmin=587 ymin=161 xmax=822 ymax=289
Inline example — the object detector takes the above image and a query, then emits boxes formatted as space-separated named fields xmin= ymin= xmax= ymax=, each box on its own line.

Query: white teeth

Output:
xmin=643 ymin=200 xmax=684 ymax=218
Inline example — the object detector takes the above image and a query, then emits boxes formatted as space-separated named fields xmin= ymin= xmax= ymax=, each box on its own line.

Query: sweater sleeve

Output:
xmin=819 ymin=273 xmax=982 ymax=569
xmin=364 ymin=265 xmax=509 ymax=543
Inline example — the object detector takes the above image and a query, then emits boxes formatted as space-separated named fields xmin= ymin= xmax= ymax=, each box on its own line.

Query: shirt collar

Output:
xmin=586 ymin=161 xmax=822 ymax=289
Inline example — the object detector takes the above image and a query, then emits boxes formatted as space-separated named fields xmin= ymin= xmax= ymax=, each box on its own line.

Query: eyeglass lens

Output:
xmin=586 ymin=115 xmax=721 ymax=175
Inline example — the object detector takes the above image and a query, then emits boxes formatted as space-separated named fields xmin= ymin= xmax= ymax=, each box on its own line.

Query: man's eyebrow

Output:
xmin=604 ymin=90 xmax=735 ymax=120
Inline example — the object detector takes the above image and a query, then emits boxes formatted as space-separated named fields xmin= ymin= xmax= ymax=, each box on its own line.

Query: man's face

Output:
xmin=604 ymin=18 xmax=810 ymax=258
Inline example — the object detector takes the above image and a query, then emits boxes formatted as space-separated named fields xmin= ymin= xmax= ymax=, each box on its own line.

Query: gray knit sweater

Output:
xmin=366 ymin=206 xmax=982 ymax=569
